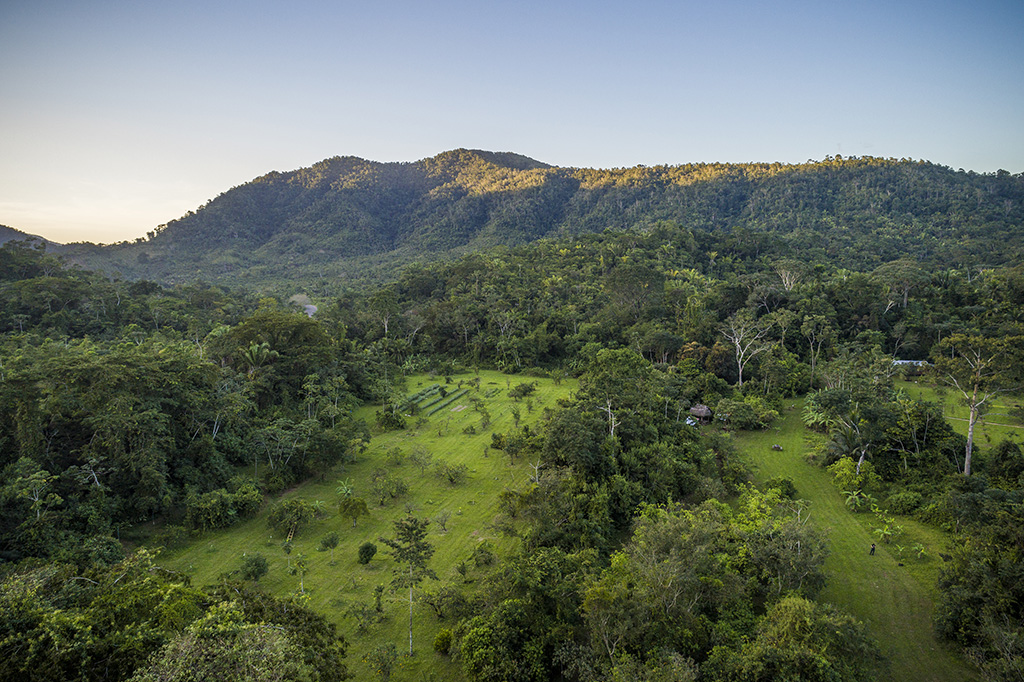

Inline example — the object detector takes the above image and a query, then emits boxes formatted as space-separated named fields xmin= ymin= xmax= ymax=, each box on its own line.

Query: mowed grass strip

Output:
xmin=158 ymin=370 xmax=576 ymax=682
xmin=733 ymin=399 xmax=978 ymax=682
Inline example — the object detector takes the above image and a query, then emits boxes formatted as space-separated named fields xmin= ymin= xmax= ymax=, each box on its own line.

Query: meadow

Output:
xmin=160 ymin=370 xmax=576 ymax=680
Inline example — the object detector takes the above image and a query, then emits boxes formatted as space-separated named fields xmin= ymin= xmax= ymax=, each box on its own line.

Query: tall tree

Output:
xmin=379 ymin=516 xmax=437 ymax=656
xmin=721 ymin=309 xmax=773 ymax=387
xmin=932 ymin=334 xmax=1023 ymax=476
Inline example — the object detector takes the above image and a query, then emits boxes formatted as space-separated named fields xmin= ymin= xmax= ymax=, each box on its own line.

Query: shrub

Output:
xmin=765 ymin=476 xmax=798 ymax=499
xmin=384 ymin=447 xmax=405 ymax=467
xmin=715 ymin=396 xmax=779 ymax=430
xmin=434 ymin=461 xmax=469 ymax=486
xmin=434 ymin=628 xmax=453 ymax=655
xmin=240 ymin=552 xmax=269 ymax=583
xmin=358 ymin=542 xmax=377 ymax=564
xmin=886 ymin=491 xmax=923 ymax=514
xmin=827 ymin=457 xmax=880 ymax=495
xmin=508 ymin=381 xmax=538 ymax=401
xmin=375 ymin=406 xmax=407 ymax=430
xmin=471 ymin=540 xmax=495 ymax=567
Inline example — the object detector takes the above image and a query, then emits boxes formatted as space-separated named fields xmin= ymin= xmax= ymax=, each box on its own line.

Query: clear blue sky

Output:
xmin=2 ymin=0 xmax=1022 ymax=244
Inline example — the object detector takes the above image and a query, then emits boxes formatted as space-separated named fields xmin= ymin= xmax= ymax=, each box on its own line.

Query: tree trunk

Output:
xmin=965 ymin=397 xmax=978 ymax=477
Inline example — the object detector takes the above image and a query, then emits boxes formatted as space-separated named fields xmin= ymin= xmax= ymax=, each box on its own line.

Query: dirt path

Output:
xmin=734 ymin=400 xmax=977 ymax=682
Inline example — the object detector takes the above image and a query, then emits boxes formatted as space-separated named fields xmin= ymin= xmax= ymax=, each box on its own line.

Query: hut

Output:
xmin=689 ymin=404 xmax=713 ymax=424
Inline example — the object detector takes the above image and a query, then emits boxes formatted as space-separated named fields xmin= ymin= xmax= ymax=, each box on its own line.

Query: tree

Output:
xmin=932 ymin=334 xmax=1022 ymax=476
xmin=721 ymin=309 xmax=773 ymax=387
xmin=291 ymin=553 xmax=309 ymax=594
xmin=872 ymin=258 xmax=929 ymax=310
xmin=338 ymin=497 xmax=369 ymax=527
xmin=705 ymin=595 xmax=885 ymax=681
xmin=800 ymin=314 xmax=835 ymax=388
xmin=319 ymin=532 xmax=341 ymax=562
xmin=379 ymin=516 xmax=437 ymax=656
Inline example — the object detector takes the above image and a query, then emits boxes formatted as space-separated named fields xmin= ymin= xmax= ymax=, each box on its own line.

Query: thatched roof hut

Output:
xmin=689 ymin=404 xmax=712 ymax=423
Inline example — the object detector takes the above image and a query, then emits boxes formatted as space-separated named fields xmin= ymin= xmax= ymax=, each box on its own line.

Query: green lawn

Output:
xmin=733 ymin=399 xmax=978 ymax=682
xmin=158 ymin=370 xmax=576 ymax=681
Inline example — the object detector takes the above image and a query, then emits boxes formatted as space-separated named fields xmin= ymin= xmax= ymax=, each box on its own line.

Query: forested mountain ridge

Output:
xmin=58 ymin=151 xmax=1024 ymax=289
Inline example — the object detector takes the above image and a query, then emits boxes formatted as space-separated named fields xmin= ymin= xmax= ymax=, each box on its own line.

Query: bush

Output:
xmin=508 ymin=381 xmax=538 ymax=401
xmin=240 ymin=552 xmax=269 ymax=583
xmin=434 ymin=461 xmax=469 ymax=486
xmin=434 ymin=628 xmax=453 ymax=655
xmin=358 ymin=542 xmax=377 ymax=564
xmin=375 ymin=406 xmax=407 ymax=431
xmin=885 ymin=491 xmax=923 ymax=514
xmin=715 ymin=396 xmax=779 ymax=430
xmin=371 ymin=469 xmax=409 ymax=505
xmin=471 ymin=540 xmax=495 ymax=567
xmin=384 ymin=447 xmax=405 ymax=467
xmin=765 ymin=476 xmax=798 ymax=499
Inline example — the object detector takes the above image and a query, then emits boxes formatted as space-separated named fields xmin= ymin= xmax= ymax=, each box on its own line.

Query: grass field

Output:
xmin=733 ymin=398 xmax=978 ymax=682
xmin=159 ymin=370 xmax=576 ymax=681
xmin=899 ymin=379 xmax=1024 ymax=452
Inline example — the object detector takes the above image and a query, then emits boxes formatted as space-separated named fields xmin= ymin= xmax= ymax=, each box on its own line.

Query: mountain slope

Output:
xmin=0 ymin=224 xmax=50 ymax=247
xmin=59 ymin=151 xmax=1024 ymax=288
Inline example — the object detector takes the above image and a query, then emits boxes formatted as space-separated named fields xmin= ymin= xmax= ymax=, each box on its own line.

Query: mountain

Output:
xmin=0 ymin=224 xmax=50 ymax=247
xmin=59 ymin=150 xmax=1024 ymax=289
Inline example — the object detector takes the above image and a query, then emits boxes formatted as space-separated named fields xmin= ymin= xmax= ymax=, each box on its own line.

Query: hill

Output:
xmin=57 ymin=151 xmax=1024 ymax=290
xmin=0 ymin=223 xmax=50 ymax=247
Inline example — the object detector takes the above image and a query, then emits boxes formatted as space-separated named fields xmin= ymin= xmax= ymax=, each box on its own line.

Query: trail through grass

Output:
xmin=734 ymin=399 xmax=977 ymax=682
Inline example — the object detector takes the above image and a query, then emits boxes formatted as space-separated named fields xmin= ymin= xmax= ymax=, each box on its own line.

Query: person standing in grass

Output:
xmin=869 ymin=543 xmax=875 ymax=556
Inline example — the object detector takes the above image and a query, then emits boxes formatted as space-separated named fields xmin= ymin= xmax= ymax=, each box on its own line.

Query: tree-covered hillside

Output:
xmin=3 ymin=149 xmax=1024 ymax=681
xmin=58 ymin=151 xmax=1024 ymax=289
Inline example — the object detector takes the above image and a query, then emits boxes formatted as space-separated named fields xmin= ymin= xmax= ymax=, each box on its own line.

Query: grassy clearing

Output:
xmin=899 ymin=379 xmax=1024 ymax=451
xmin=732 ymin=399 xmax=978 ymax=682
xmin=158 ymin=370 xmax=575 ymax=681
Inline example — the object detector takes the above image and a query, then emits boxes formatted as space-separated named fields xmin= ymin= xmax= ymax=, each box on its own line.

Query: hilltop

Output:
xmin=51 ymin=151 xmax=1024 ymax=290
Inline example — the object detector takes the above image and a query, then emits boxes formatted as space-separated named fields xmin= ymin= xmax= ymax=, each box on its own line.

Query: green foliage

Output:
xmin=375 ymin=406 xmax=407 ymax=431
xmin=704 ymin=595 xmax=886 ymax=681
xmin=885 ymin=491 xmax=923 ymax=514
xmin=370 ymin=469 xmax=408 ymax=506
xmin=763 ymin=476 xmax=797 ymax=499
xmin=363 ymin=642 xmax=399 ymax=682
xmin=434 ymin=628 xmax=453 ymax=655
xmin=434 ymin=460 xmax=469 ymax=486
xmin=715 ymin=396 xmax=779 ymax=430
xmin=827 ymin=458 xmax=880 ymax=497
xmin=338 ymin=496 xmax=369 ymax=527
xmin=266 ymin=498 xmax=317 ymax=536
xmin=508 ymin=381 xmax=538 ymax=401
xmin=240 ymin=552 xmax=269 ymax=584
xmin=357 ymin=542 xmax=377 ymax=565
xmin=0 ymin=550 xmax=351 ymax=682
xmin=185 ymin=481 xmax=262 ymax=532
xmin=319 ymin=531 xmax=341 ymax=561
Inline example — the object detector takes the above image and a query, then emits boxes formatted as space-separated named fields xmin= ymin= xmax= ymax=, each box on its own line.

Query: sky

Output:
xmin=2 ymin=0 xmax=1022 ymax=244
